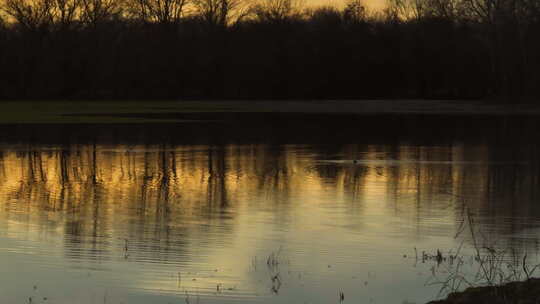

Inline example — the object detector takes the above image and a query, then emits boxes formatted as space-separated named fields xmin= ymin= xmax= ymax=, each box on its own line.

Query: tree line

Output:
xmin=0 ymin=0 xmax=539 ymax=101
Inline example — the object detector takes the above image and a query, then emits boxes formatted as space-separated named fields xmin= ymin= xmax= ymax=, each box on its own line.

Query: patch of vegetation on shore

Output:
xmin=428 ymin=278 xmax=540 ymax=304
xmin=424 ymin=201 xmax=540 ymax=304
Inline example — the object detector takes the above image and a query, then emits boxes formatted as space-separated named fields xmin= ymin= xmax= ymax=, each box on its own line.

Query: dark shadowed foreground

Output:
xmin=1 ymin=114 xmax=540 ymax=303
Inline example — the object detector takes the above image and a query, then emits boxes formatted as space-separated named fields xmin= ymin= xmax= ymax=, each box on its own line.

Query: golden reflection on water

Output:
xmin=1 ymin=142 xmax=538 ymax=242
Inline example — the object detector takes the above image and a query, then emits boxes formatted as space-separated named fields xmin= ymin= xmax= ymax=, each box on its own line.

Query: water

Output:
xmin=1 ymin=115 xmax=540 ymax=304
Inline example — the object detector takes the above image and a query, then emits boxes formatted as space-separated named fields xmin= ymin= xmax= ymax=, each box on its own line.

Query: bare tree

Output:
xmin=80 ymin=0 xmax=119 ymax=26
xmin=343 ymin=0 xmax=366 ymax=22
xmin=128 ymin=0 xmax=187 ymax=23
xmin=384 ymin=0 xmax=421 ymax=20
xmin=1 ymin=0 xmax=83 ymax=30
xmin=251 ymin=0 xmax=303 ymax=22
xmin=460 ymin=0 xmax=500 ymax=22
xmin=1 ymin=0 xmax=55 ymax=30
xmin=425 ymin=0 xmax=463 ymax=19
xmin=51 ymin=0 xmax=81 ymax=28
xmin=193 ymin=0 xmax=247 ymax=26
xmin=385 ymin=0 xmax=465 ymax=20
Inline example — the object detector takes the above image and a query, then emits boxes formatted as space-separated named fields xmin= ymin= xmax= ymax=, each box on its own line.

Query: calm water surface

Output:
xmin=1 ymin=115 xmax=540 ymax=304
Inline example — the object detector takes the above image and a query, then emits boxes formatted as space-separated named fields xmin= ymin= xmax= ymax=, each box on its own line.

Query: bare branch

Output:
xmin=1 ymin=0 xmax=55 ymax=30
xmin=80 ymin=0 xmax=120 ymax=26
xmin=126 ymin=0 xmax=187 ymax=23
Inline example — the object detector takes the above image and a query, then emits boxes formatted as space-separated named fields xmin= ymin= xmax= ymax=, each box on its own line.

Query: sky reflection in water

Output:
xmin=0 ymin=120 xmax=540 ymax=304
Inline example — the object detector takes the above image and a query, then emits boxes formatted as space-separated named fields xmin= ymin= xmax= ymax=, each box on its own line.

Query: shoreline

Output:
xmin=2 ymin=100 xmax=540 ymax=124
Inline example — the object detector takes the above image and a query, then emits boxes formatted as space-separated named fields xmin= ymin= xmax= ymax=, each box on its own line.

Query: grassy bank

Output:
xmin=1 ymin=100 xmax=540 ymax=124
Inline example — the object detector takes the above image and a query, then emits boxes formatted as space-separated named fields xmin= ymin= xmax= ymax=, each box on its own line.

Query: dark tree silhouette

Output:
xmin=127 ymin=0 xmax=187 ymax=23
xmin=0 ymin=0 xmax=539 ymax=101
xmin=80 ymin=0 xmax=122 ymax=27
